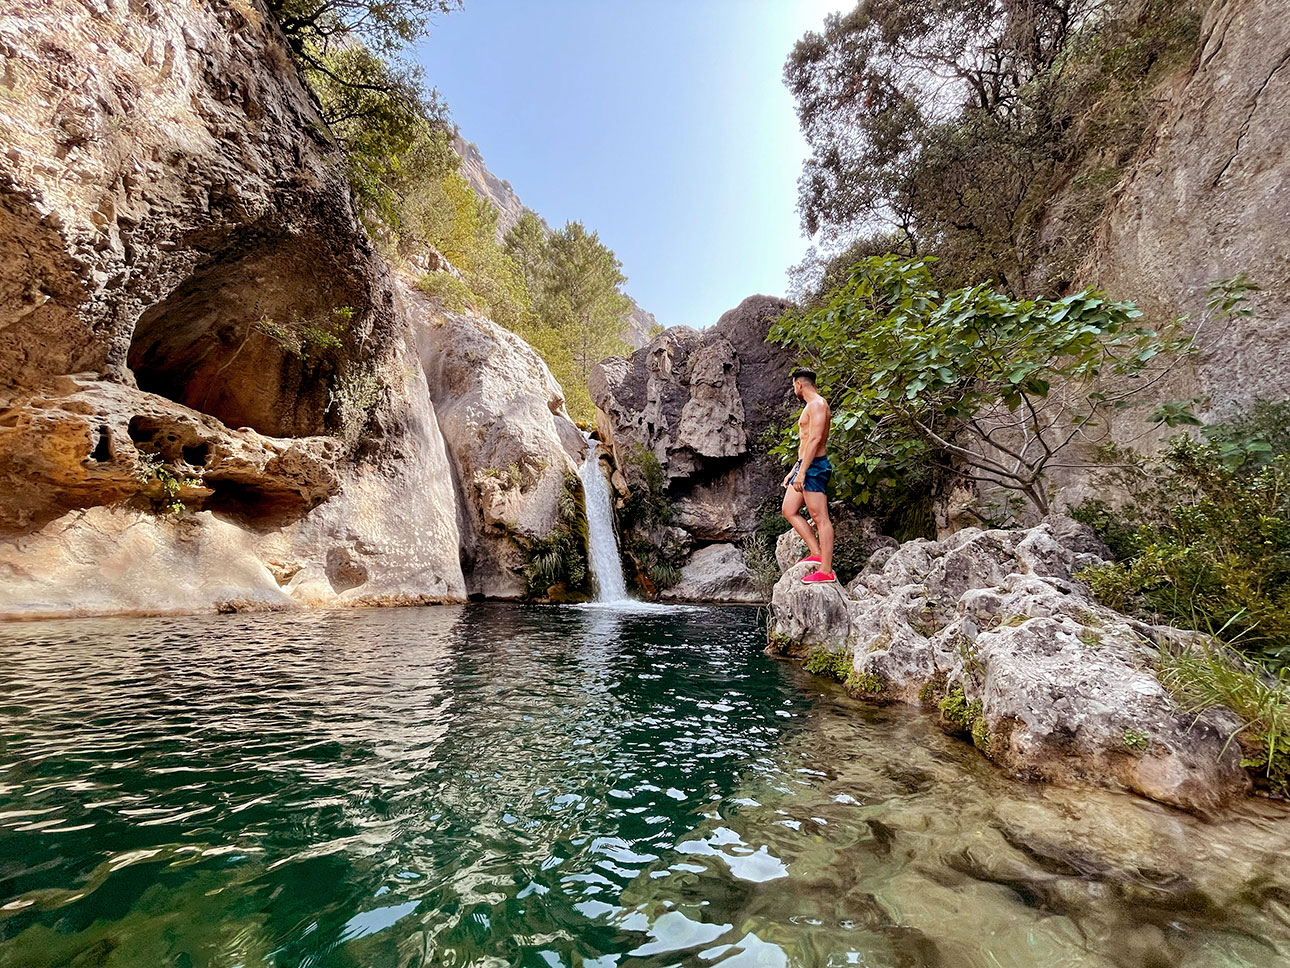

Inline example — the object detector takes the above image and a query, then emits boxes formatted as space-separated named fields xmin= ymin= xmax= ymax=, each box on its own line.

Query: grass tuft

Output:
xmin=1157 ymin=642 xmax=1290 ymax=796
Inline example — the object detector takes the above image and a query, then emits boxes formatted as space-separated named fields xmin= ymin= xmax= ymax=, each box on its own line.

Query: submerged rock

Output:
xmin=768 ymin=518 xmax=1251 ymax=812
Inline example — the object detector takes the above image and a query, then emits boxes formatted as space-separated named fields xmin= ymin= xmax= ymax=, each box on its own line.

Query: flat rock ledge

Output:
xmin=767 ymin=518 xmax=1251 ymax=814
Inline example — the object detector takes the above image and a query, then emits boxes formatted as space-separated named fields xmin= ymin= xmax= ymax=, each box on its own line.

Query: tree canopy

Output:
xmin=268 ymin=0 xmax=461 ymax=56
xmin=501 ymin=219 xmax=633 ymax=421
xmin=769 ymin=255 xmax=1191 ymax=516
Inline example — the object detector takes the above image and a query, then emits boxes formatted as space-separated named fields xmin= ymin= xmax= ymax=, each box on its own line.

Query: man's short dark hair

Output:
xmin=791 ymin=368 xmax=817 ymax=384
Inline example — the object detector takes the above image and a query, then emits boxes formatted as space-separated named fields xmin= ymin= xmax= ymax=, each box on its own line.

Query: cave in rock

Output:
xmin=126 ymin=233 xmax=369 ymax=438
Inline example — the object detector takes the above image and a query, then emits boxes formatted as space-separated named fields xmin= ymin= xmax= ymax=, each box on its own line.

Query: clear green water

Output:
xmin=1 ymin=604 xmax=1289 ymax=968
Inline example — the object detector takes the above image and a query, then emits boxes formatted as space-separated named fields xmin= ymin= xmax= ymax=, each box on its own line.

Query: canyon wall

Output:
xmin=1083 ymin=0 xmax=1289 ymax=421
xmin=0 ymin=0 xmax=579 ymax=618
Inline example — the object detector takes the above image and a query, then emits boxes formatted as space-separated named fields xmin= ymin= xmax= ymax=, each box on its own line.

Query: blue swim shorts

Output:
xmin=803 ymin=456 xmax=832 ymax=492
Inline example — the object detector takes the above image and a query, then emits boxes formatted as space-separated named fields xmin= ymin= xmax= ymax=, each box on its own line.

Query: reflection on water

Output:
xmin=0 ymin=604 xmax=1288 ymax=967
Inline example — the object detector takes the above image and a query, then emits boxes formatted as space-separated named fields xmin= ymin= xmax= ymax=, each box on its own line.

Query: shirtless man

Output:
xmin=781 ymin=368 xmax=835 ymax=583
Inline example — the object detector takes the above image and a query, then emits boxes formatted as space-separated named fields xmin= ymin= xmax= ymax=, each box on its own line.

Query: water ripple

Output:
xmin=0 ymin=604 xmax=1288 ymax=967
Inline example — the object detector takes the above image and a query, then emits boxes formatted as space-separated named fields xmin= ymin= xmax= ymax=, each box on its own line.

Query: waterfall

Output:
xmin=578 ymin=441 xmax=629 ymax=603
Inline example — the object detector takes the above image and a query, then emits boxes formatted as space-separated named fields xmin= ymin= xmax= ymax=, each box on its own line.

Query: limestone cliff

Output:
xmin=416 ymin=297 xmax=586 ymax=599
xmin=1082 ymin=0 xmax=1289 ymax=419
xmin=0 ymin=0 xmax=580 ymax=618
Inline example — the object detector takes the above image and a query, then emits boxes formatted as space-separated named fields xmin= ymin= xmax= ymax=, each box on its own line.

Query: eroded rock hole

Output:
xmin=182 ymin=442 xmax=211 ymax=467
xmin=90 ymin=425 xmax=113 ymax=462
xmin=126 ymin=233 xmax=369 ymax=438
xmin=127 ymin=415 xmax=213 ymax=470
xmin=201 ymin=477 xmax=321 ymax=527
xmin=325 ymin=547 xmax=369 ymax=593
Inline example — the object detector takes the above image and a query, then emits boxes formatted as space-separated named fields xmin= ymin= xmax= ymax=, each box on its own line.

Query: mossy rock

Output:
xmin=939 ymin=684 xmax=992 ymax=754
xmin=802 ymin=648 xmax=888 ymax=700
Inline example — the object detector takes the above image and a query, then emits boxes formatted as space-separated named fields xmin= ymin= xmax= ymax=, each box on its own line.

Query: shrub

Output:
xmin=520 ymin=475 xmax=590 ymax=598
xmin=134 ymin=452 xmax=200 ymax=515
xmin=417 ymin=271 xmax=477 ymax=313
xmin=803 ymin=649 xmax=884 ymax=696
xmin=804 ymin=648 xmax=852 ymax=680
xmin=1074 ymin=408 xmax=1290 ymax=670
xmin=741 ymin=532 xmax=780 ymax=599
xmin=254 ymin=306 xmax=354 ymax=358
xmin=615 ymin=445 xmax=686 ymax=593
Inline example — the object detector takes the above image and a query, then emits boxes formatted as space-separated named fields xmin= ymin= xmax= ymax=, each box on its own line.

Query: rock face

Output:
xmin=590 ymin=295 xmax=797 ymax=599
xmin=1084 ymin=0 xmax=1290 ymax=420
xmin=768 ymin=519 xmax=1252 ymax=812
xmin=0 ymin=0 xmax=576 ymax=618
xmin=0 ymin=376 xmax=341 ymax=535
xmin=416 ymin=294 xmax=586 ymax=598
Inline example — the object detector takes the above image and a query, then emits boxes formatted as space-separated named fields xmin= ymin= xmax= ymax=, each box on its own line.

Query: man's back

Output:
xmin=797 ymin=396 xmax=831 ymax=460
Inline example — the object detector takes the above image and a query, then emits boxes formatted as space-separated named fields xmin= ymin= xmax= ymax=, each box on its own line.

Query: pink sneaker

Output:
xmin=798 ymin=554 xmax=822 ymax=564
xmin=801 ymin=570 xmax=836 ymax=584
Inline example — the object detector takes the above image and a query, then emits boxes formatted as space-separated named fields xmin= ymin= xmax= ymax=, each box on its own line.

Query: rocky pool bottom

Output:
xmin=0 ymin=604 xmax=1288 ymax=968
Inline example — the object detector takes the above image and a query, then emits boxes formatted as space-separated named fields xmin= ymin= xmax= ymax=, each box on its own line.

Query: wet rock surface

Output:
xmin=769 ymin=518 xmax=1252 ymax=812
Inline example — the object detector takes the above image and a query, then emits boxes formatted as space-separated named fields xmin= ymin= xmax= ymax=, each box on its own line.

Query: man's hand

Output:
xmin=781 ymin=470 xmax=793 ymax=488
xmin=793 ymin=473 xmax=805 ymax=493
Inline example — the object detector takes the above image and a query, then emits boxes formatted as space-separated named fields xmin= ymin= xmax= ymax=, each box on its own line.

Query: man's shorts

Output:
xmin=803 ymin=456 xmax=832 ymax=493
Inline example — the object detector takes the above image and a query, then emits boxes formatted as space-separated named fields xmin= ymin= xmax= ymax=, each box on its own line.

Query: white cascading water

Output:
xmin=578 ymin=441 xmax=629 ymax=602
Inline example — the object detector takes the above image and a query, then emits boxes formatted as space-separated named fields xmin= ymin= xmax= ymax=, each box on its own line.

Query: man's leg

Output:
xmin=803 ymin=490 xmax=833 ymax=575
xmin=782 ymin=486 xmax=821 ymax=559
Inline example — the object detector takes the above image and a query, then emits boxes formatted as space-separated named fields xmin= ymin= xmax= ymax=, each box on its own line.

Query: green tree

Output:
xmin=405 ymin=171 xmax=533 ymax=330
xmin=769 ymin=255 xmax=1192 ymax=515
xmin=306 ymin=46 xmax=455 ymax=228
xmin=529 ymin=222 xmax=632 ymax=419
xmin=504 ymin=212 xmax=552 ymax=295
xmin=269 ymin=0 xmax=462 ymax=57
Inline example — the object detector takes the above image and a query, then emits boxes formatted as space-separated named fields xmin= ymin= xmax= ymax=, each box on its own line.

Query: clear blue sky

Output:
xmin=414 ymin=0 xmax=846 ymax=330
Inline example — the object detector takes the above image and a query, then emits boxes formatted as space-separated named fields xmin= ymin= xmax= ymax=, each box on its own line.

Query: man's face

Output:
xmin=792 ymin=378 xmax=804 ymax=400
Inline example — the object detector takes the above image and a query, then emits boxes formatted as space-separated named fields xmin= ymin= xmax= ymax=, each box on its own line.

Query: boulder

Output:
xmin=416 ymin=293 xmax=586 ymax=598
xmin=768 ymin=518 xmax=1251 ymax=813
xmin=660 ymin=543 xmax=762 ymax=604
